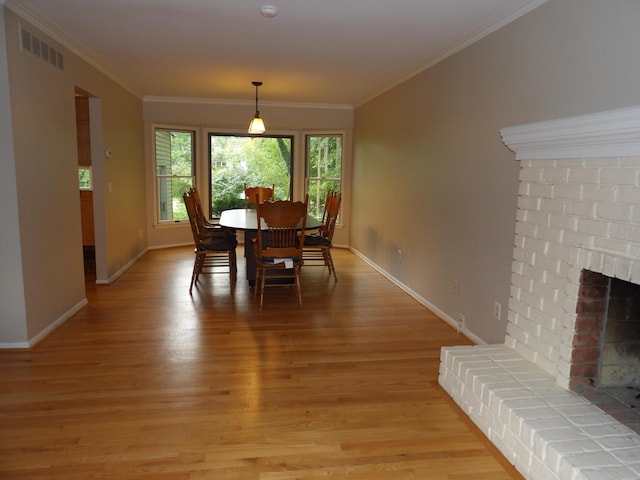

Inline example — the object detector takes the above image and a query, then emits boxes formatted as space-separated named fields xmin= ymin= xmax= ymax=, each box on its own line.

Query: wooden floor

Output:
xmin=0 ymin=246 xmax=524 ymax=480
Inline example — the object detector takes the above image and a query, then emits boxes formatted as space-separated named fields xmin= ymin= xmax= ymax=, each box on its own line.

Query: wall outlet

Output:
xmin=494 ymin=302 xmax=502 ymax=320
xmin=396 ymin=249 xmax=402 ymax=262
xmin=452 ymin=280 xmax=459 ymax=295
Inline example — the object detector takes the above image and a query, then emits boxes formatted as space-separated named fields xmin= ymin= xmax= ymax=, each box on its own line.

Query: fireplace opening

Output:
xmin=599 ymin=276 xmax=640 ymax=388
xmin=572 ymin=270 xmax=640 ymax=432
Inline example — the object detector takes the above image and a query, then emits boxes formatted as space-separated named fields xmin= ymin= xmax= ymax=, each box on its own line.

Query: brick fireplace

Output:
xmin=439 ymin=105 xmax=640 ymax=480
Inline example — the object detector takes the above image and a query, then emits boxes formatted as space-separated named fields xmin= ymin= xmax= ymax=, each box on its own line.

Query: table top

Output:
xmin=219 ymin=208 xmax=322 ymax=231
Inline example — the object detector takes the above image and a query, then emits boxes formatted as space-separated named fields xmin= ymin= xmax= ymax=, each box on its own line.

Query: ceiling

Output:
xmin=7 ymin=0 xmax=547 ymax=106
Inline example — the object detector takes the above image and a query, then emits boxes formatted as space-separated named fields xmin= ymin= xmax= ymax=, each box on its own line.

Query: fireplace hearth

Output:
xmin=439 ymin=105 xmax=640 ymax=480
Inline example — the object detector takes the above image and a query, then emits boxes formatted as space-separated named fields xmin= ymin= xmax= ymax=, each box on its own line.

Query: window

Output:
xmin=209 ymin=134 xmax=293 ymax=217
xmin=78 ymin=166 xmax=92 ymax=190
xmin=305 ymin=134 xmax=342 ymax=220
xmin=154 ymin=128 xmax=195 ymax=222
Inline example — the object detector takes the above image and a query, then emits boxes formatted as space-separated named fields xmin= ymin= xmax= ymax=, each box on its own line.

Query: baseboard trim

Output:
xmin=349 ymin=247 xmax=485 ymax=346
xmin=0 ymin=298 xmax=89 ymax=350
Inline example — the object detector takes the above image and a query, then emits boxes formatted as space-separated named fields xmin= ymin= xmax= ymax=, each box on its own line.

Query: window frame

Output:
xmin=304 ymin=132 xmax=344 ymax=223
xmin=153 ymin=127 xmax=196 ymax=225
xmin=207 ymin=131 xmax=295 ymax=219
xmin=78 ymin=165 xmax=92 ymax=190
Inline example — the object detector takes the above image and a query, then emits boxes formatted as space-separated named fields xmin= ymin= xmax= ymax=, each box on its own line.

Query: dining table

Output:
xmin=219 ymin=208 xmax=322 ymax=286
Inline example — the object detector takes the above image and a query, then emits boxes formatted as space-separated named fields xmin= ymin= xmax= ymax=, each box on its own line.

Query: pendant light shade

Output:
xmin=248 ymin=81 xmax=266 ymax=134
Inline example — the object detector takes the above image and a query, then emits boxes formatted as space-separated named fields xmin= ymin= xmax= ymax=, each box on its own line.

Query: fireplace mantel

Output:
xmin=500 ymin=105 xmax=640 ymax=160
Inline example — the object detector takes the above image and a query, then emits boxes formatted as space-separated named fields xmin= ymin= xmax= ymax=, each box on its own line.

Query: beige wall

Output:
xmin=143 ymin=99 xmax=353 ymax=249
xmin=0 ymin=6 xmax=28 ymax=344
xmin=352 ymin=0 xmax=640 ymax=344
xmin=1 ymin=8 xmax=146 ymax=345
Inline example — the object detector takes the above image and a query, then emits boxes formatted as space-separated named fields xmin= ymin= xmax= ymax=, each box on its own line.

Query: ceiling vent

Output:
xmin=19 ymin=24 xmax=64 ymax=71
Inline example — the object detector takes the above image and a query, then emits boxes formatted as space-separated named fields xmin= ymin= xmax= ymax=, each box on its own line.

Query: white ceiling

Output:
xmin=7 ymin=0 xmax=547 ymax=106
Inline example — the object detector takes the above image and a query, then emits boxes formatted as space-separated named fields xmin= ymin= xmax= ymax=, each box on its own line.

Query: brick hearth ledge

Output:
xmin=439 ymin=345 xmax=640 ymax=480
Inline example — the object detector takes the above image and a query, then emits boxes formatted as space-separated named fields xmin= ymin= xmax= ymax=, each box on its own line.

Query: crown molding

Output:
xmin=500 ymin=105 xmax=640 ymax=160
xmin=143 ymin=95 xmax=353 ymax=111
xmin=5 ymin=0 xmax=140 ymax=98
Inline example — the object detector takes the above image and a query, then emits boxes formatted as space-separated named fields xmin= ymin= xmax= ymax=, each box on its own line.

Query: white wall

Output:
xmin=351 ymin=0 xmax=640 ymax=344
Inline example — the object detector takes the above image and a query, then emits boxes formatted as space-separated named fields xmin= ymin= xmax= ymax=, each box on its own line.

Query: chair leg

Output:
xmin=323 ymin=248 xmax=337 ymax=282
xmin=190 ymin=252 xmax=203 ymax=293
xmin=229 ymin=250 xmax=237 ymax=283
xmin=254 ymin=267 xmax=260 ymax=298
xmin=259 ymin=269 xmax=266 ymax=309
xmin=295 ymin=267 xmax=302 ymax=307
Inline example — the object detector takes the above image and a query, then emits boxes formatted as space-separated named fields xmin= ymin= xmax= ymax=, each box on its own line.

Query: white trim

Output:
xmin=95 ymin=248 xmax=147 ymax=285
xmin=0 ymin=298 xmax=89 ymax=349
xmin=500 ymin=105 xmax=640 ymax=160
xmin=349 ymin=247 xmax=486 ymax=346
xmin=143 ymin=95 xmax=353 ymax=111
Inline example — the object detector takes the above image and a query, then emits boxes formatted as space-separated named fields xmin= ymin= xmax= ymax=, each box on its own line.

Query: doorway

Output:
xmin=75 ymin=90 xmax=96 ymax=283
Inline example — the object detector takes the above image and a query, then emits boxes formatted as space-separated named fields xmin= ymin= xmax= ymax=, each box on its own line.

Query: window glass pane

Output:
xmin=209 ymin=134 xmax=292 ymax=217
xmin=306 ymin=135 xmax=342 ymax=220
xmin=78 ymin=166 xmax=92 ymax=190
xmin=154 ymin=129 xmax=194 ymax=222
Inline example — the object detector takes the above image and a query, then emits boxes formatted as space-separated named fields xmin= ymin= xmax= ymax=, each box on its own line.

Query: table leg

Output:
xmin=243 ymin=231 xmax=257 ymax=286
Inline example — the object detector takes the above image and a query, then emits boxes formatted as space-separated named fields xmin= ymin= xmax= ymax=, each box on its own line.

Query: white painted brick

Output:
xmin=554 ymin=158 xmax=582 ymax=167
xmin=608 ymin=222 xmax=630 ymax=241
xmin=595 ymin=433 xmax=640 ymax=450
xmin=519 ymin=182 xmax=532 ymax=196
xmin=542 ymin=197 xmax=567 ymax=214
xmin=617 ymin=185 xmax=640 ymax=204
xmin=600 ymin=168 xmax=639 ymax=186
xmin=544 ymin=167 xmax=570 ymax=184
xmin=559 ymin=451 xmax=621 ymax=478
xmin=577 ymin=218 xmax=609 ymax=237
xmin=555 ymin=183 xmax=583 ymax=200
xmin=515 ymin=220 xmax=538 ymax=237
xmin=595 ymin=202 xmax=632 ymax=222
xmin=582 ymin=184 xmax=617 ymax=203
xmin=539 ymin=225 xmax=564 ymax=243
xmin=530 ymin=459 xmax=561 ymax=480
xmin=628 ymin=225 xmax=640 ymax=244
xmin=610 ymin=447 xmax=640 ymax=464
xmin=575 ymin=466 xmax=640 ymax=480
xmin=520 ymin=167 xmax=543 ymax=182
xmin=618 ymin=156 xmax=640 ymax=167
xmin=568 ymin=167 xmax=600 ymax=184
xmin=565 ymin=199 xmax=596 ymax=217
xmin=631 ymin=262 xmax=640 ymax=284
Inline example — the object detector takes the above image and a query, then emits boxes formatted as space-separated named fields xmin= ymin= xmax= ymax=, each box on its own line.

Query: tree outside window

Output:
xmin=209 ymin=134 xmax=292 ymax=217
xmin=78 ymin=166 xmax=92 ymax=190
xmin=306 ymin=135 xmax=342 ymax=220
xmin=154 ymin=128 xmax=195 ymax=222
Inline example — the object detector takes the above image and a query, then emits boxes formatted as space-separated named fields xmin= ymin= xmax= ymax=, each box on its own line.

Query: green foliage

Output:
xmin=78 ymin=167 xmax=92 ymax=189
xmin=306 ymin=136 xmax=342 ymax=219
xmin=210 ymin=135 xmax=293 ymax=214
xmin=155 ymin=129 xmax=195 ymax=222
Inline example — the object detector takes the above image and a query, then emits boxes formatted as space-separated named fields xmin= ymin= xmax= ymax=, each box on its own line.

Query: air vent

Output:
xmin=19 ymin=24 xmax=64 ymax=71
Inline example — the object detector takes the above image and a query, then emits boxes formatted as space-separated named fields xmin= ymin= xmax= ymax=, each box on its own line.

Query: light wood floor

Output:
xmin=0 ymin=246 xmax=524 ymax=480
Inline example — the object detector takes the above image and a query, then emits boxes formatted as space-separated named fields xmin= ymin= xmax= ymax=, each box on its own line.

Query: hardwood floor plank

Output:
xmin=0 ymin=246 xmax=523 ymax=480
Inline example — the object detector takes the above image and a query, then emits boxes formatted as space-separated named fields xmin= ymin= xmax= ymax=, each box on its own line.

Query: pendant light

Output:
xmin=248 ymin=81 xmax=266 ymax=134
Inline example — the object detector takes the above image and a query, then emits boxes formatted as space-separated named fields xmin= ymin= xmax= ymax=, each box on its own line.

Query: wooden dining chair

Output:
xmin=302 ymin=191 xmax=341 ymax=281
xmin=244 ymin=184 xmax=274 ymax=209
xmin=253 ymin=198 xmax=307 ymax=308
xmin=189 ymin=186 xmax=237 ymax=241
xmin=183 ymin=190 xmax=237 ymax=293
